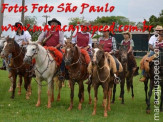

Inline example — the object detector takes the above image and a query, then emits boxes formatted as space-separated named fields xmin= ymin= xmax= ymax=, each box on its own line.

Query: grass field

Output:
xmin=0 ymin=58 xmax=162 ymax=122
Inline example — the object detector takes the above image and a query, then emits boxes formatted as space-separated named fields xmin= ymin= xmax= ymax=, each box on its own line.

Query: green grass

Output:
xmin=0 ymin=58 xmax=162 ymax=122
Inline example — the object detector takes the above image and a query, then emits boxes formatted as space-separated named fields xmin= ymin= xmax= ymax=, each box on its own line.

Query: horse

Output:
xmin=0 ymin=37 xmax=32 ymax=99
xmin=112 ymin=45 xmax=139 ymax=104
xmin=0 ymin=37 xmax=24 ymax=93
xmin=64 ymin=42 xmax=90 ymax=110
xmin=143 ymin=49 xmax=163 ymax=113
xmin=23 ymin=42 xmax=58 ymax=108
xmin=90 ymin=47 xmax=111 ymax=117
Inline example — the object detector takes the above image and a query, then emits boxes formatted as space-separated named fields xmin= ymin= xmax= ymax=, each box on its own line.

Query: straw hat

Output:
xmin=154 ymin=25 xmax=163 ymax=31
xmin=122 ymin=31 xmax=132 ymax=39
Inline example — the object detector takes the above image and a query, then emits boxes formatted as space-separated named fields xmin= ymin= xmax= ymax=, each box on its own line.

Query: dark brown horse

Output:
xmin=91 ymin=47 xmax=111 ymax=117
xmin=64 ymin=42 xmax=89 ymax=110
xmin=1 ymin=37 xmax=32 ymax=99
xmin=112 ymin=45 xmax=139 ymax=104
xmin=144 ymin=49 xmax=163 ymax=114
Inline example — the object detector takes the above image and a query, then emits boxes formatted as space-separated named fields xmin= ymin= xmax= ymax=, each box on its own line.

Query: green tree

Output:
xmin=24 ymin=16 xmax=41 ymax=41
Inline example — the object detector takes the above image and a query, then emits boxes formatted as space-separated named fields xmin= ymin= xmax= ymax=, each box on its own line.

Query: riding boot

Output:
xmin=0 ymin=66 xmax=6 ymax=70
xmin=9 ymin=58 xmax=13 ymax=67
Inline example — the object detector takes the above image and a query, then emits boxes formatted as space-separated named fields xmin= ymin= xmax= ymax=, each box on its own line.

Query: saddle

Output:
xmin=140 ymin=53 xmax=159 ymax=73
xmin=80 ymin=49 xmax=91 ymax=64
xmin=44 ymin=46 xmax=63 ymax=66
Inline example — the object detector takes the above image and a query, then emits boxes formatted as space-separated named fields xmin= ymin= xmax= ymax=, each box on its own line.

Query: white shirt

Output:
xmin=12 ymin=31 xmax=31 ymax=46
xmin=149 ymin=35 xmax=158 ymax=49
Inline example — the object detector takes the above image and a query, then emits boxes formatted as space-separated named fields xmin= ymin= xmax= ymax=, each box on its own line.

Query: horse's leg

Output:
xmin=146 ymin=79 xmax=154 ymax=114
xmin=78 ymin=81 xmax=84 ymax=110
xmin=131 ymin=78 xmax=134 ymax=99
xmin=119 ymin=78 xmax=125 ymax=104
xmin=8 ymin=77 xmax=13 ymax=92
xmin=28 ymin=78 xmax=32 ymax=96
xmin=108 ymin=88 xmax=112 ymax=111
xmin=57 ymin=79 xmax=62 ymax=101
xmin=47 ymin=79 xmax=53 ymax=108
xmin=88 ymin=83 xmax=92 ymax=104
xmin=111 ymin=84 xmax=116 ymax=103
xmin=51 ymin=79 xmax=54 ymax=102
xmin=144 ymin=79 xmax=148 ymax=104
xmin=160 ymin=83 xmax=163 ymax=112
xmin=24 ymin=76 xmax=31 ymax=100
xmin=36 ymin=78 xmax=41 ymax=107
xmin=92 ymin=84 xmax=99 ymax=116
xmin=18 ymin=75 xmax=22 ymax=95
xmin=11 ymin=74 xmax=17 ymax=99
xmin=68 ymin=80 xmax=75 ymax=110
xmin=102 ymin=83 xmax=108 ymax=117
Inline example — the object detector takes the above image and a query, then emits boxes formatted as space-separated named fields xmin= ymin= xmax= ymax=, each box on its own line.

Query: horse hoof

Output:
xmin=160 ymin=109 xmax=163 ymax=112
xmin=47 ymin=105 xmax=51 ymax=108
xmin=89 ymin=99 xmax=92 ymax=104
xmin=132 ymin=97 xmax=134 ymax=100
xmin=119 ymin=97 xmax=122 ymax=100
xmin=36 ymin=102 xmax=41 ymax=107
xmin=121 ymin=102 xmax=124 ymax=104
xmin=57 ymin=98 xmax=60 ymax=102
xmin=92 ymin=111 xmax=96 ymax=116
xmin=8 ymin=88 xmax=13 ymax=92
xmin=26 ymin=96 xmax=30 ymax=100
xmin=68 ymin=106 xmax=72 ymax=111
xmin=78 ymin=104 xmax=82 ymax=110
xmin=111 ymin=101 xmax=114 ymax=104
xmin=104 ymin=112 xmax=108 ymax=117
xmin=108 ymin=107 xmax=111 ymax=111
xmin=10 ymin=96 xmax=14 ymax=99
xmin=146 ymin=110 xmax=150 ymax=114
xmin=18 ymin=92 xmax=21 ymax=95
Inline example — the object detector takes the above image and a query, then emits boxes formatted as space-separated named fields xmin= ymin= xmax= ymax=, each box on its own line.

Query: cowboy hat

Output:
xmin=122 ymin=31 xmax=132 ymax=39
xmin=48 ymin=18 xmax=61 ymax=26
xmin=13 ymin=22 xmax=23 ymax=27
xmin=154 ymin=25 xmax=163 ymax=31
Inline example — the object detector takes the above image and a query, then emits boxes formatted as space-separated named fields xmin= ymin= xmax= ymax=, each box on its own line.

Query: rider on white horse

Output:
xmin=37 ymin=18 xmax=66 ymax=80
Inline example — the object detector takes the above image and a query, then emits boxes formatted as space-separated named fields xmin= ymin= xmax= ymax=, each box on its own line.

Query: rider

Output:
xmin=72 ymin=22 xmax=92 ymax=58
xmin=98 ymin=26 xmax=117 ymax=53
xmin=37 ymin=18 xmax=65 ymax=80
xmin=8 ymin=22 xmax=32 ymax=78
xmin=121 ymin=31 xmax=138 ymax=74
xmin=140 ymin=25 xmax=163 ymax=82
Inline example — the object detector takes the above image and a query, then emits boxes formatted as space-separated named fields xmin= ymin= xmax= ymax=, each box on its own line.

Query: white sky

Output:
xmin=1 ymin=0 xmax=163 ymax=37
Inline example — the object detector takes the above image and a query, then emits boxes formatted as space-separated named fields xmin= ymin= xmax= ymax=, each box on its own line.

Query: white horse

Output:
xmin=24 ymin=42 xmax=58 ymax=108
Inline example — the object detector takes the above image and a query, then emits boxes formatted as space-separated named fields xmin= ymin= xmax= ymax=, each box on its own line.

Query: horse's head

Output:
xmin=0 ymin=37 xmax=15 ymax=58
xmin=92 ymin=44 xmax=105 ymax=65
xmin=0 ymin=37 xmax=6 ymax=53
xmin=64 ymin=41 xmax=77 ymax=66
xmin=119 ymin=45 xmax=128 ymax=63
xmin=23 ymin=43 xmax=39 ymax=64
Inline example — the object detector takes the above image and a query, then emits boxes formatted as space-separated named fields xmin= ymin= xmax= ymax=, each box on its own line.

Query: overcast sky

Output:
xmin=1 ymin=0 xmax=163 ymax=37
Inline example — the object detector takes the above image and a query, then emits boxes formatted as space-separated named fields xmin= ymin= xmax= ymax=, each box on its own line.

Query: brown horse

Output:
xmin=90 ymin=47 xmax=111 ymax=117
xmin=1 ymin=37 xmax=32 ymax=99
xmin=64 ymin=42 xmax=89 ymax=110
xmin=112 ymin=45 xmax=139 ymax=104
xmin=143 ymin=49 xmax=163 ymax=114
